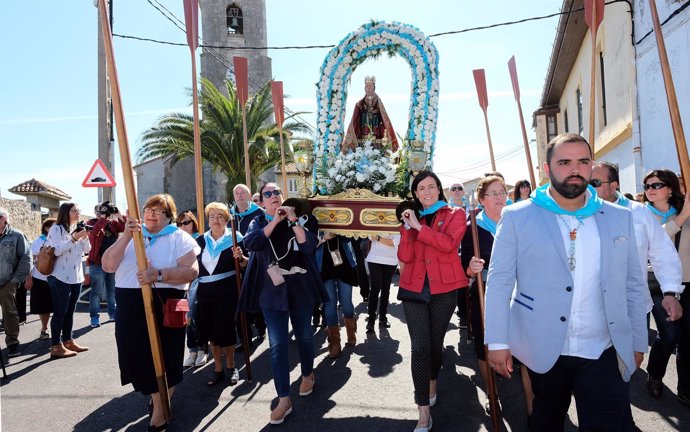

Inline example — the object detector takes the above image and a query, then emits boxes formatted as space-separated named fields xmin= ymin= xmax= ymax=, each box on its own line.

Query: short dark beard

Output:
xmin=550 ymin=174 xmax=588 ymax=199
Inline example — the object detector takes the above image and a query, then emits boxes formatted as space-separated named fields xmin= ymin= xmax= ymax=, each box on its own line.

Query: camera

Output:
xmin=74 ymin=221 xmax=94 ymax=233
xmin=98 ymin=201 xmax=119 ymax=217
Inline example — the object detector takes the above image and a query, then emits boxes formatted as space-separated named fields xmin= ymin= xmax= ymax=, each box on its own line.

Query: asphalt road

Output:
xmin=1 ymin=281 xmax=688 ymax=431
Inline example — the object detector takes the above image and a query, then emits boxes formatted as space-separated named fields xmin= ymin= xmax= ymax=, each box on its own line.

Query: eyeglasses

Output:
xmin=449 ymin=186 xmax=464 ymax=192
xmin=589 ymin=179 xmax=613 ymax=188
xmin=208 ymin=215 xmax=226 ymax=220
xmin=484 ymin=191 xmax=508 ymax=198
xmin=177 ymin=220 xmax=193 ymax=227
xmin=262 ymin=189 xmax=282 ymax=199
xmin=644 ymin=182 xmax=667 ymax=191
xmin=144 ymin=208 xmax=165 ymax=216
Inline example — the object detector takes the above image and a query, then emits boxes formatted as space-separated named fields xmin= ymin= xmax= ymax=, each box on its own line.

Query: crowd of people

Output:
xmin=1 ymin=132 xmax=690 ymax=431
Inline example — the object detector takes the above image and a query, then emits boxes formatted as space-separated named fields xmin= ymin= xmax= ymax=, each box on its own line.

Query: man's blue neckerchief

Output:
xmin=418 ymin=200 xmax=448 ymax=217
xmin=646 ymin=202 xmax=677 ymax=224
xmin=530 ymin=183 xmax=603 ymax=219
xmin=142 ymin=224 xmax=178 ymax=247
xmin=231 ymin=201 xmax=261 ymax=217
xmin=615 ymin=191 xmax=630 ymax=207
xmin=204 ymin=228 xmax=243 ymax=258
xmin=475 ymin=210 xmax=498 ymax=237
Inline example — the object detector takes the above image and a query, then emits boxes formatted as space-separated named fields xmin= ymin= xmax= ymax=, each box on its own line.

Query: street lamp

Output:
xmin=293 ymin=141 xmax=314 ymax=198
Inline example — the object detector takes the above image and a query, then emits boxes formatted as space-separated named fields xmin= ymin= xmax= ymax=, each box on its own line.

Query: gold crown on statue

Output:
xmin=365 ymin=76 xmax=376 ymax=85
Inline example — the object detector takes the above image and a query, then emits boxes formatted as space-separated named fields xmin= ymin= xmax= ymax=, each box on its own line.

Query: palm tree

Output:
xmin=137 ymin=78 xmax=310 ymax=195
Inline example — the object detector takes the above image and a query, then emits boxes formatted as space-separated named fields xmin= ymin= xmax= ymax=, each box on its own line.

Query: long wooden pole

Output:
xmin=648 ymin=0 xmax=690 ymax=191
xmin=482 ymin=111 xmax=497 ymax=172
xmin=97 ymin=0 xmax=170 ymax=419
xmin=228 ymin=214 xmax=253 ymax=382
xmin=473 ymin=69 xmax=496 ymax=172
xmin=508 ymin=56 xmax=537 ymax=188
xmin=272 ymin=81 xmax=288 ymax=194
xmin=585 ymin=0 xmax=604 ymax=147
xmin=191 ymin=60 xmax=205 ymax=232
xmin=469 ymin=195 xmax=500 ymax=432
xmin=242 ymin=106 xmax=251 ymax=188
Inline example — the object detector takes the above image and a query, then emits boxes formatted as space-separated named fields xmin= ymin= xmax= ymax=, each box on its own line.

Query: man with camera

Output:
xmin=87 ymin=201 xmax=125 ymax=328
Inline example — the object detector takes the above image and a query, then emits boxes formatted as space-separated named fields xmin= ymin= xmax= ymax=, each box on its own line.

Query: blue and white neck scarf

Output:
xmin=418 ymin=200 xmax=448 ymax=217
xmin=615 ymin=191 xmax=630 ymax=208
xmin=142 ymin=224 xmax=178 ymax=247
xmin=204 ymin=228 xmax=243 ymax=258
xmin=265 ymin=213 xmax=274 ymax=222
xmin=530 ymin=183 xmax=602 ymax=219
xmin=646 ymin=202 xmax=677 ymax=224
xmin=231 ymin=201 xmax=261 ymax=217
xmin=39 ymin=234 xmax=47 ymax=242
xmin=475 ymin=210 xmax=498 ymax=237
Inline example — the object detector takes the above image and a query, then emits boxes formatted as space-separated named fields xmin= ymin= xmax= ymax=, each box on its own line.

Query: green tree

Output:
xmin=137 ymin=78 xmax=310 ymax=195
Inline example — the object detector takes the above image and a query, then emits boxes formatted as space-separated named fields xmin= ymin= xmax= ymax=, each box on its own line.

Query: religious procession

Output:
xmin=3 ymin=1 xmax=690 ymax=431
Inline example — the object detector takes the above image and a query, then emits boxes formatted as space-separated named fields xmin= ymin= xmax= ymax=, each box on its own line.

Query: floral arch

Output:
xmin=313 ymin=21 xmax=440 ymax=194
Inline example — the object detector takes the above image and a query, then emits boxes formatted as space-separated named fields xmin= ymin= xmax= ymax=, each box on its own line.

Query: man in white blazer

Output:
xmin=485 ymin=134 xmax=648 ymax=431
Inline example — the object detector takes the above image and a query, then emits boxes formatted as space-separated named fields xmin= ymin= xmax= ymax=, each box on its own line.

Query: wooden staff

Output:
xmin=468 ymin=194 xmax=500 ymax=432
xmin=473 ymin=69 xmax=496 ymax=171
xmin=228 ymin=214 xmax=253 ymax=382
xmin=584 ymin=0 xmax=605 ymax=147
xmin=234 ymin=56 xmax=251 ymax=188
xmin=508 ymin=56 xmax=537 ymax=188
xmin=648 ymin=0 xmax=690 ymax=191
xmin=184 ymin=0 xmax=205 ymax=232
xmin=97 ymin=0 xmax=170 ymax=419
xmin=271 ymin=81 xmax=288 ymax=194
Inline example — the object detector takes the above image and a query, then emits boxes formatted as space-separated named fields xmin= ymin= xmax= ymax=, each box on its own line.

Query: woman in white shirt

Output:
xmin=24 ymin=218 xmax=56 ymax=340
xmin=102 ymin=194 xmax=199 ymax=432
xmin=365 ymin=233 xmax=400 ymax=332
xmin=47 ymin=203 xmax=91 ymax=358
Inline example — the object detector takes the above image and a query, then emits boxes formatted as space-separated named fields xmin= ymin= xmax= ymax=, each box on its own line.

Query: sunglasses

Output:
xmin=589 ymin=179 xmax=613 ymax=188
xmin=262 ymin=189 xmax=282 ymax=199
xmin=449 ymin=186 xmax=464 ymax=192
xmin=177 ymin=220 xmax=193 ymax=227
xmin=644 ymin=182 xmax=667 ymax=191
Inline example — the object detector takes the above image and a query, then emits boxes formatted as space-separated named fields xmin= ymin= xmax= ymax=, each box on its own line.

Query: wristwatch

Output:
xmin=157 ymin=269 xmax=163 ymax=283
xmin=663 ymin=291 xmax=681 ymax=301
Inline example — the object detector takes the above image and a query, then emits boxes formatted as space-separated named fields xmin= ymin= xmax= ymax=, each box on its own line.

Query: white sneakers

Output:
xmin=194 ymin=351 xmax=208 ymax=367
xmin=183 ymin=350 xmax=198 ymax=367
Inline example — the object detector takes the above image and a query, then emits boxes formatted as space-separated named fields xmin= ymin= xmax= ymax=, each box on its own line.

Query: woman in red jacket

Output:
xmin=398 ymin=171 xmax=468 ymax=432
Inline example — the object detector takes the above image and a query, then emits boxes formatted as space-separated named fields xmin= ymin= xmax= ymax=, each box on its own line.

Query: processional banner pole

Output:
xmin=228 ymin=214 xmax=253 ymax=382
xmin=648 ymin=0 xmax=690 ymax=190
xmin=271 ymin=81 xmax=289 ymax=194
xmin=584 ymin=0 xmax=605 ymax=147
xmin=508 ymin=55 xmax=537 ymax=188
xmin=97 ymin=0 xmax=171 ymax=419
xmin=234 ymin=56 xmax=251 ymax=188
xmin=183 ymin=0 xmax=204 ymax=232
xmin=473 ymin=69 xmax=496 ymax=172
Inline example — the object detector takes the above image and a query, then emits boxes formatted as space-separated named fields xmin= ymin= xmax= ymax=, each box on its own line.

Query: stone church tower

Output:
xmin=134 ymin=1 xmax=273 ymax=213
xmin=200 ymin=1 xmax=272 ymax=96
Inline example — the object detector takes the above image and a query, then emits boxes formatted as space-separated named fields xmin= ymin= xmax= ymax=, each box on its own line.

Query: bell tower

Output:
xmin=199 ymin=1 xmax=272 ymax=95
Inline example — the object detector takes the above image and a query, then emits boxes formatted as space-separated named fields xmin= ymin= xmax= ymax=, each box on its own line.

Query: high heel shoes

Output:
xmin=147 ymin=421 xmax=168 ymax=431
xmin=413 ymin=415 xmax=432 ymax=432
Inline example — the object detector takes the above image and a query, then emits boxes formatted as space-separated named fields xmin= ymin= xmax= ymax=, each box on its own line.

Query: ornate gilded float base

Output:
xmin=308 ymin=189 xmax=401 ymax=238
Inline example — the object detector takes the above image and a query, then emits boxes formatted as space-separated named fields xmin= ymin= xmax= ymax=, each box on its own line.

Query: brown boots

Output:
xmin=64 ymin=339 xmax=89 ymax=352
xmin=50 ymin=343 xmax=77 ymax=359
xmin=327 ymin=326 xmax=341 ymax=358
xmin=344 ymin=317 xmax=357 ymax=346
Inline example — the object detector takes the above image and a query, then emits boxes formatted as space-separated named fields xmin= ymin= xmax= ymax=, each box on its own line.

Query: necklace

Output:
xmin=558 ymin=215 xmax=584 ymax=272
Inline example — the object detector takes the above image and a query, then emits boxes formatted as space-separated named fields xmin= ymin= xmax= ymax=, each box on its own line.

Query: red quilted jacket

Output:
xmin=397 ymin=206 xmax=469 ymax=294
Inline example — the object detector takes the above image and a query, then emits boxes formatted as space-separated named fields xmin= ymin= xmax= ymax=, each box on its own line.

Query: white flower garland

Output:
xmin=313 ymin=21 xmax=440 ymax=194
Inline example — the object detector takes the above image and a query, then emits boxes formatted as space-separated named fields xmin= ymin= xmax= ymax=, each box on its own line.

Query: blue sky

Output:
xmin=1 ymin=0 xmax=559 ymax=214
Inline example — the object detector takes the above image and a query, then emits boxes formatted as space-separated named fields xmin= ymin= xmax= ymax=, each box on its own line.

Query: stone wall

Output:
xmin=0 ymin=197 xmax=41 ymax=241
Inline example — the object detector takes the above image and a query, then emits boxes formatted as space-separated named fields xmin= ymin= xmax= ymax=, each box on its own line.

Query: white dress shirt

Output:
xmin=47 ymin=224 xmax=91 ymax=284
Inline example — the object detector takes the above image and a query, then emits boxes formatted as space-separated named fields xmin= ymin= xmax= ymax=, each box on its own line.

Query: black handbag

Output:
xmin=397 ymin=279 xmax=431 ymax=304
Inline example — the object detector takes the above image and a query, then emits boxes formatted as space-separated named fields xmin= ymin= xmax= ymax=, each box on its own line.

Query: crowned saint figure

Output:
xmin=342 ymin=76 xmax=399 ymax=153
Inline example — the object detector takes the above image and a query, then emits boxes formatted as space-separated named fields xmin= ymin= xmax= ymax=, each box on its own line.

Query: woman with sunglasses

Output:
xmin=46 ymin=203 xmax=91 ymax=358
xmin=511 ymin=179 xmax=532 ymax=203
xmin=176 ymin=211 xmax=209 ymax=369
xmin=463 ymin=176 xmax=534 ymax=421
xmin=102 ymin=194 xmax=200 ymax=431
xmin=398 ymin=171 xmax=468 ymax=432
xmin=240 ymin=183 xmax=328 ymax=425
xmin=642 ymin=169 xmax=690 ymax=405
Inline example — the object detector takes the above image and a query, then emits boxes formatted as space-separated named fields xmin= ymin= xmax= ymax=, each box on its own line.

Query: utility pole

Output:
xmin=97 ymin=0 xmax=115 ymax=205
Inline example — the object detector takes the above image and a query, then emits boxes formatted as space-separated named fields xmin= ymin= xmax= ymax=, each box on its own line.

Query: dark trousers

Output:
xmin=676 ymin=286 xmax=690 ymax=396
xmin=353 ymin=238 xmax=370 ymax=299
xmin=647 ymin=291 xmax=683 ymax=380
xmin=16 ymin=282 xmax=27 ymax=323
xmin=47 ymin=276 xmax=81 ymax=346
xmin=528 ymin=347 xmax=632 ymax=432
xmin=367 ymin=262 xmax=395 ymax=320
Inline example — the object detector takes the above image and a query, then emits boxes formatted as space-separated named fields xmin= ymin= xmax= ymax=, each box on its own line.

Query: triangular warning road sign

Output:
xmin=83 ymin=159 xmax=116 ymax=188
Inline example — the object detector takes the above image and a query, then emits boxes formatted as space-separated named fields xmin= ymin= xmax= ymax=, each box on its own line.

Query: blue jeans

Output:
xmin=89 ymin=264 xmax=117 ymax=319
xmin=262 ymin=307 xmax=315 ymax=397
xmin=48 ymin=276 xmax=81 ymax=346
xmin=323 ymin=279 xmax=354 ymax=326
